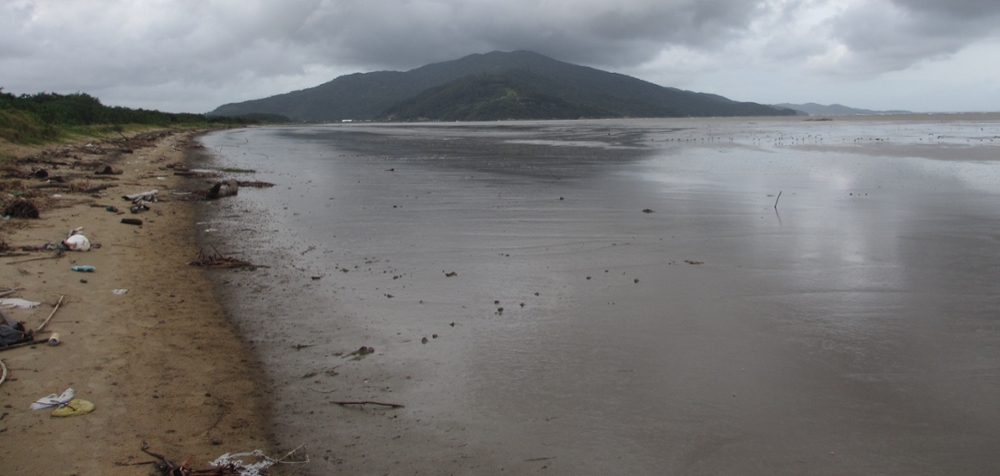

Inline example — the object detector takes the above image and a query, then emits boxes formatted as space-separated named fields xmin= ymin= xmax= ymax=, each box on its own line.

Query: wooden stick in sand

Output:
xmin=5 ymin=254 xmax=63 ymax=265
xmin=0 ymin=339 xmax=49 ymax=352
xmin=36 ymin=294 xmax=64 ymax=333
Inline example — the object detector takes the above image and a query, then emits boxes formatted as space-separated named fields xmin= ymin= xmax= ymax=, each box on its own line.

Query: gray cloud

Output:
xmin=290 ymin=0 xmax=772 ymax=70
xmin=824 ymin=0 xmax=1000 ymax=74
xmin=1 ymin=0 xmax=998 ymax=112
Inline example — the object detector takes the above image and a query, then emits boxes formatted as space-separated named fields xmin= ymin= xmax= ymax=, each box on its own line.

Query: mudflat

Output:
xmin=0 ymin=130 xmax=270 ymax=475
xmin=199 ymin=116 xmax=1000 ymax=475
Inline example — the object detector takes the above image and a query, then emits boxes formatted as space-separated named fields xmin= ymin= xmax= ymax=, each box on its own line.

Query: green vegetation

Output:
xmin=0 ymin=88 xmax=292 ymax=144
xmin=211 ymin=50 xmax=797 ymax=122
xmin=0 ymin=108 xmax=60 ymax=144
xmin=383 ymin=72 xmax=612 ymax=121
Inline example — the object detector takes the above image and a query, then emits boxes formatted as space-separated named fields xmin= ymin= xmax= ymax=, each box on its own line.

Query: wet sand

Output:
xmin=200 ymin=115 xmax=1000 ymax=475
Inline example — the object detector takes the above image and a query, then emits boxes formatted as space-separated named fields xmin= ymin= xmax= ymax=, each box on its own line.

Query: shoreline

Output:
xmin=1 ymin=129 xmax=273 ymax=474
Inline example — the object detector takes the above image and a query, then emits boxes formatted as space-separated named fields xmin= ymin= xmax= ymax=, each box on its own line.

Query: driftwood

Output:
xmin=188 ymin=245 xmax=257 ymax=270
xmin=36 ymin=294 xmax=64 ymax=333
xmin=0 ymin=339 xmax=46 ymax=352
xmin=30 ymin=183 xmax=70 ymax=189
xmin=237 ymin=181 xmax=275 ymax=188
xmin=82 ymin=183 xmax=119 ymax=193
xmin=5 ymin=253 xmax=63 ymax=265
xmin=122 ymin=189 xmax=158 ymax=201
xmin=205 ymin=180 xmax=238 ymax=200
xmin=174 ymin=171 xmax=221 ymax=178
xmin=332 ymin=401 xmax=405 ymax=408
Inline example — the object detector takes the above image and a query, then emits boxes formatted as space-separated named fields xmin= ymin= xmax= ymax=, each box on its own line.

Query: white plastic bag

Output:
xmin=64 ymin=227 xmax=90 ymax=251
xmin=30 ymin=388 xmax=75 ymax=410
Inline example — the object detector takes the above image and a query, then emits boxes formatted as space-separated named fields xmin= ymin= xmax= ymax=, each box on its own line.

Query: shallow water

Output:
xmin=198 ymin=117 xmax=1000 ymax=475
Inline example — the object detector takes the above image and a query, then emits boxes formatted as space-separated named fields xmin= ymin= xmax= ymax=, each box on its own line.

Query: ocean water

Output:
xmin=197 ymin=117 xmax=1000 ymax=475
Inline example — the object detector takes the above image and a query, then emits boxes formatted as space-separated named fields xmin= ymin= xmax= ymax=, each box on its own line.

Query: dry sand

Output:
xmin=0 ymin=130 xmax=271 ymax=474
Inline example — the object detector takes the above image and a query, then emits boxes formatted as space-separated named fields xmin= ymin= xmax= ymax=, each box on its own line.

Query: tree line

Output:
xmin=0 ymin=88 xmax=290 ymax=144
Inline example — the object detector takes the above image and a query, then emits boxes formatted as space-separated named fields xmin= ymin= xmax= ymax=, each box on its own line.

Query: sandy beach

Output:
xmin=0 ymin=130 xmax=271 ymax=474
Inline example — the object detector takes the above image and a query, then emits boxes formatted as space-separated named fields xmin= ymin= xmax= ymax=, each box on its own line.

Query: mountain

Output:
xmin=210 ymin=51 xmax=795 ymax=121
xmin=382 ymin=71 xmax=612 ymax=121
xmin=773 ymin=103 xmax=911 ymax=116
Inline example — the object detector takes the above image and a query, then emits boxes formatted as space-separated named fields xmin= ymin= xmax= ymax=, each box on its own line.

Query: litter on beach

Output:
xmin=0 ymin=298 xmax=41 ymax=309
xmin=122 ymin=189 xmax=159 ymax=202
xmin=112 ymin=289 xmax=128 ymax=295
xmin=51 ymin=399 xmax=94 ymax=417
xmin=0 ymin=308 xmax=34 ymax=347
xmin=137 ymin=443 xmax=308 ymax=476
xmin=30 ymin=388 xmax=74 ymax=410
xmin=64 ymin=227 xmax=91 ymax=251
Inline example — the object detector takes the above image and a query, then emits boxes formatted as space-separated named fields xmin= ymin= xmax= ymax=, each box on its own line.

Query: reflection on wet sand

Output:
xmin=200 ymin=116 xmax=1000 ymax=475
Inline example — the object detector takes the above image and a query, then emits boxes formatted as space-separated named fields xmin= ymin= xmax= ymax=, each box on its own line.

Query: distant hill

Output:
xmin=210 ymin=51 xmax=795 ymax=121
xmin=773 ymin=103 xmax=911 ymax=116
xmin=382 ymin=71 xmax=612 ymax=121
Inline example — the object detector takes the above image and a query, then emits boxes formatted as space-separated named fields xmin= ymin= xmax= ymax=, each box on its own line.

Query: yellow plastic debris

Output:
xmin=51 ymin=399 xmax=94 ymax=417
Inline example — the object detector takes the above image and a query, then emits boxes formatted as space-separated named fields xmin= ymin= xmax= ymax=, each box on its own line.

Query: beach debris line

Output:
xmin=2 ymin=199 xmax=39 ymax=219
xmin=188 ymin=245 xmax=259 ymax=270
xmin=129 ymin=442 xmax=309 ymax=476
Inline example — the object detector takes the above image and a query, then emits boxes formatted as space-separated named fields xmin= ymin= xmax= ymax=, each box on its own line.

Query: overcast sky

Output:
xmin=2 ymin=0 xmax=998 ymax=113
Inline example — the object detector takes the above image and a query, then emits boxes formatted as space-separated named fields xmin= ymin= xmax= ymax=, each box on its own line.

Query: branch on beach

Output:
xmin=80 ymin=183 xmax=119 ymax=194
xmin=131 ymin=441 xmax=296 ymax=476
xmin=188 ymin=245 xmax=260 ymax=270
xmin=236 ymin=181 xmax=275 ymax=188
xmin=332 ymin=400 xmax=405 ymax=409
